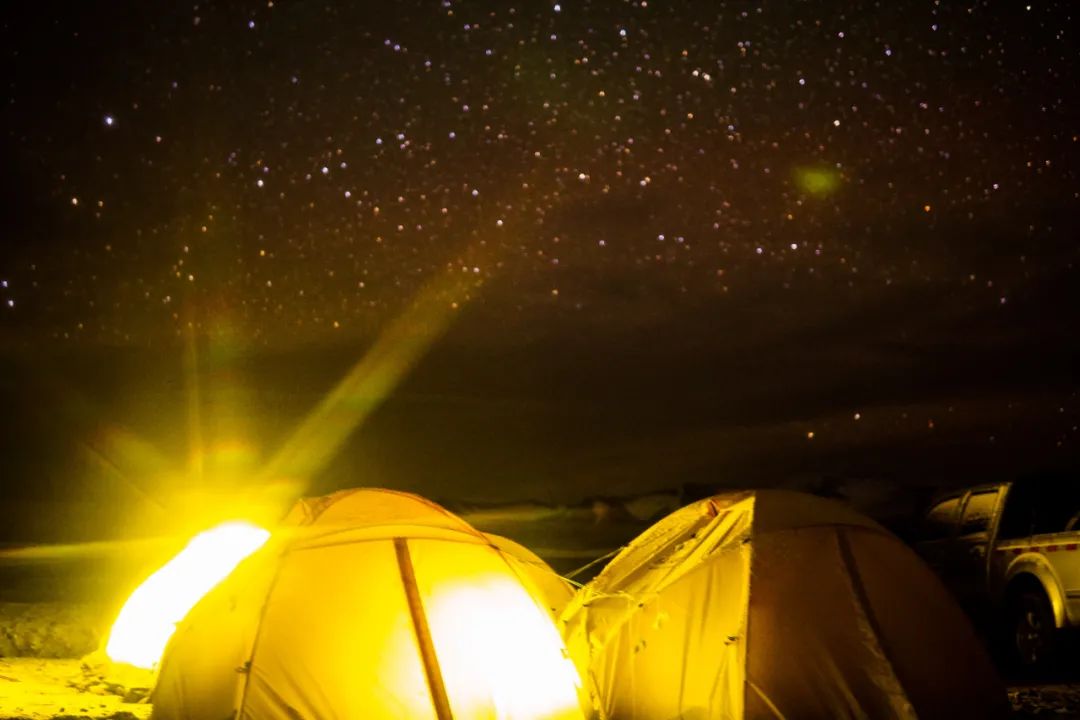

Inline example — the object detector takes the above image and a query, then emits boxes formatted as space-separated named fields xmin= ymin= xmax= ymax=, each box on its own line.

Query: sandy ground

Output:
xmin=0 ymin=659 xmax=149 ymax=720
xmin=1 ymin=657 xmax=1079 ymax=719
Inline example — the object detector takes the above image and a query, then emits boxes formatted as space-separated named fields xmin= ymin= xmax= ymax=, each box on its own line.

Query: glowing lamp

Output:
xmin=105 ymin=521 xmax=270 ymax=669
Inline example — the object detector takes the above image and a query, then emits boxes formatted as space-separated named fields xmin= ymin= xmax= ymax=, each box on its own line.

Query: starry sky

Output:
xmin=1 ymin=1 xmax=1078 ymax=535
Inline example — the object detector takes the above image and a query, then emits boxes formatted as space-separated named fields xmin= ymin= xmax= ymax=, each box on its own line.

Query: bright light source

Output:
xmin=106 ymin=521 xmax=270 ymax=669
xmin=427 ymin=576 xmax=585 ymax=718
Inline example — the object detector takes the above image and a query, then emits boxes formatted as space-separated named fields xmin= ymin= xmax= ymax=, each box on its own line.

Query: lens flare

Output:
xmin=105 ymin=521 xmax=270 ymax=669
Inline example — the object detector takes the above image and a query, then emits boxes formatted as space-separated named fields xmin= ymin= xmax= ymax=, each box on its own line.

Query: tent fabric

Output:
xmin=560 ymin=490 xmax=1010 ymax=720
xmin=483 ymin=532 xmax=575 ymax=619
xmin=744 ymin=527 xmax=914 ymax=719
xmin=561 ymin=493 xmax=755 ymax=720
xmin=148 ymin=543 xmax=279 ymax=720
xmin=152 ymin=488 xmax=586 ymax=720
xmin=283 ymin=487 xmax=474 ymax=534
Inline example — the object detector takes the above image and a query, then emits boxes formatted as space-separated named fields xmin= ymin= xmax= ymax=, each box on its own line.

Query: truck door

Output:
xmin=1028 ymin=478 xmax=1080 ymax=625
xmin=952 ymin=488 xmax=1002 ymax=613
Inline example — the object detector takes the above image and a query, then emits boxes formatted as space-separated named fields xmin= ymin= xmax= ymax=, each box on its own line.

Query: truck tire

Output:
xmin=1010 ymin=587 xmax=1057 ymax=671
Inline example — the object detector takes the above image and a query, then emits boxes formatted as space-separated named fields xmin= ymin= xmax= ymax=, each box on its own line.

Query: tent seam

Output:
xmin=835 ymin=526 xmax=916 ymax=719
xmin=308 ymin=487 xmax=482 ymax=537
xmin=235 ymin=545 xmax=289 ymax=718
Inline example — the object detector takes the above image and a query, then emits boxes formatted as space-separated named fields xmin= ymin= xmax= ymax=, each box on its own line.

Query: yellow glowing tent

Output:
xmin=151 ymin=488 xmax=586 ymax=720
xmin=560 ymin=490 xmax=1010 ymax=720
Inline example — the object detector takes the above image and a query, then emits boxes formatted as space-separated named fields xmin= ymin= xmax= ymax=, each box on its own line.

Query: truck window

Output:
xmin=960 ymin=490 xmax=998 ymax=535
xmin=923 ymin=496 xmax=962 ymax=541
xmin=998 ymin=483 xmax=1035 ymax=541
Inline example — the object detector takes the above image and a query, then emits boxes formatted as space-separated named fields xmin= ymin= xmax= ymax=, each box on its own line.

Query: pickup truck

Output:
xmin=915 ymin=473 xmax=1080 ymax=668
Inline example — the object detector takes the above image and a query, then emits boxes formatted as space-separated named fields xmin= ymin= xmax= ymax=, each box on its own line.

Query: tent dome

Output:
xmin=482 ymin=531 xmax=576 ymax=618
xmin=560 ymin=489 xmax=1009 ymax=720
xmin=152 ymin=488 xmax=586 ymax=720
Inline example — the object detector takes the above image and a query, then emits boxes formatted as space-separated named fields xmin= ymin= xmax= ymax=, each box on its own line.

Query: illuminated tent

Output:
xmin=482 ymin=531 xmax=576 ymax=618
xmin=560 ymin=490 xmax=1009 ymax=720
xmin=151 ymin=488 xmax=585 ymax=720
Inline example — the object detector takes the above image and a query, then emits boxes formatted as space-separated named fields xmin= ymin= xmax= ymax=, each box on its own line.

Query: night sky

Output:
xmin=1 ymin=2 xmax=1078 ymax=539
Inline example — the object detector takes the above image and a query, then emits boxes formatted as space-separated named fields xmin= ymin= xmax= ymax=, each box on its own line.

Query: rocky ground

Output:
xmin=0 ymin=605 xmax=100 ymax=661
xmin=1 ymin=657 xmax=1079 ymax=719
xmin=0 ymin=658 xmax=150 ymax=720
xmin=0 ymin=602 xmax=1078 ymax=719
xmin=1010 ymin=685 xmax=1080 ymax=718
xmin=0 ymin=602 xmax=148 ymax=720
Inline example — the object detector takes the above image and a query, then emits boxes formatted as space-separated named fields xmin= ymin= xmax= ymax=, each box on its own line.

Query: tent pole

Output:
xmin=394 ymin=537 xmax=455 ymax=720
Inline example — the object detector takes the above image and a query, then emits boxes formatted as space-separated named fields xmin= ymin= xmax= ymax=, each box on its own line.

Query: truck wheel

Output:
xmin=1011 ymin=589 xmax=1057 ymax=671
